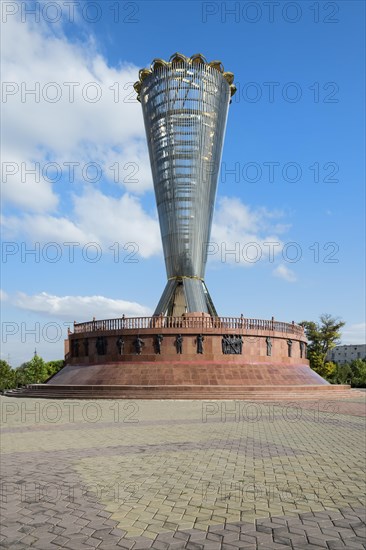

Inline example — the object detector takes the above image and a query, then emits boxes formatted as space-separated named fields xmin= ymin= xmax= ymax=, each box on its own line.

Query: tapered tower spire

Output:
xmin=134 ymin=53 xmax=236 ymax=316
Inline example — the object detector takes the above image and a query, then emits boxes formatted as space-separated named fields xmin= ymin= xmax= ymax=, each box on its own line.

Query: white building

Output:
xmin=327 ymin=344 xmax=366 ymax=364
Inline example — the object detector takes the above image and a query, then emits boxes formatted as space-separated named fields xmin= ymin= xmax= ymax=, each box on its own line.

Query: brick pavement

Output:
xmin=1 ymin=397 xmax=365 ymax=549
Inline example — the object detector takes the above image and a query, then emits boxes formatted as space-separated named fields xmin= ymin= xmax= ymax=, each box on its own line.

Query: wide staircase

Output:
xmin=4 ymin=361 xmax=365 ymax=401
xmin=4 ymin=383 xmax=365 ymax=400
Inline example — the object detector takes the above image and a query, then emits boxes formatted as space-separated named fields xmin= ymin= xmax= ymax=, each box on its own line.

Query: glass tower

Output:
xmin=134 ymin=53 xmax=236 ymax=316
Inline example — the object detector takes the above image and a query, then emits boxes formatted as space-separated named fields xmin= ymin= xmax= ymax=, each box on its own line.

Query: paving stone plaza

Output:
xmin=1 ymin=396 xmax=365 ymax=549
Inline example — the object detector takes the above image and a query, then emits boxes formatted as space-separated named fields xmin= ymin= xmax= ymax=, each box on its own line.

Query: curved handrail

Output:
xmin=72 ymin=316 xmax=304 ymax=336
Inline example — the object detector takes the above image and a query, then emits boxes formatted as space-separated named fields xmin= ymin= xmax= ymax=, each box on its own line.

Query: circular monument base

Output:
xmin=49 ymin=361 xmax=325 ymax=387
xmin=6 ymin=316 xmax=359 ymax=399
xmin=60 ymin=315 xmax=310 ymax=382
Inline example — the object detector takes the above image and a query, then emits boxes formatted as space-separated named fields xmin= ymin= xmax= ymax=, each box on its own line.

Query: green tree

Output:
xmin=15 ymin=355 xmax=48 ymax=385
xmin=349 ymin=359 xmax=366 ymax=388
xmin=333 ymin=363 xmax=352 ymax=385
xmin=0 ymin=360 xmax=16 ymax=390
xmin=0 ymin=355 xmax=65 ymax=390
xmin=320 ymin=361 xmax=337 ymax=380
xmin=45 ymin=360 xmax=64 ymax=379
xmin=299 ymin=314 xmax=345 ymax=378
xmin=26 ymin=355 xmax=48 ymax=383
xmin=308 ymin=357 xmax=365 ymax=388
xmin=14 ymin=362 xmax=31 ymax=386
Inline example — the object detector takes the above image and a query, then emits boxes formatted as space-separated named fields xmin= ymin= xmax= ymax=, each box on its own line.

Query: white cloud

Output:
xmin=1 ymin=7 xmax=162 ymax=264
xmin=14 ymin=291 xmax=152 ymax=320
xmin=72 ymin=189 xmax=161 ymax=257
xmin=0 ymin=290 xmax=8 ymax=302
xmin=2 ymin=9 xmax=150 ymax=214
xmin=1 ymin=152 xmax=60 ymax=213
xmin=1 ymin=189 xmax=161 ymax=258
xmin=273 ymin=264 xmax=297 ymax=282
xmin=99 ymin=141 xmax=153 ymax=194
xmin=1 ymin=213 xmax=88 ymax=243
xmin=341 ymin=323 xmax=366 ymax=345
xmin=1 ymin=13 xmax=293 ymax=273
xmin=1 ymin=287 xmax=153 ymax=366
xmin=210 ymin=197 xmax=287 ymax=266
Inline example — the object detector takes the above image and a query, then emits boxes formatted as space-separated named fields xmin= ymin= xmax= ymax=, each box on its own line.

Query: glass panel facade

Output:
xmin=139 ymin=60 xmax=232 ymax=315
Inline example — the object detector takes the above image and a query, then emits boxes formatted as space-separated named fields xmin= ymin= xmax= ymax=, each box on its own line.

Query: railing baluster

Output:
xmin=72 ymin=315 xmax=304 ymax=336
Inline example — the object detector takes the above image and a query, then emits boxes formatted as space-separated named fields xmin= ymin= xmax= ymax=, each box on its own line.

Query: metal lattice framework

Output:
xmin=134 ymin=54 xmax=236 ymax=316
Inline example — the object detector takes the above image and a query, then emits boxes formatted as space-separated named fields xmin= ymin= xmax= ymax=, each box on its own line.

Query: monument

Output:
xmin=8 ymin=54 xmax=355 ymax=399
xmin=134 ymin=53 xmax=235 ymax=317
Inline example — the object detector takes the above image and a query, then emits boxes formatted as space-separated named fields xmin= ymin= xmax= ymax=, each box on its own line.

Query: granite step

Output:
xmin=4 ymin=384 xmax=365 ymax=401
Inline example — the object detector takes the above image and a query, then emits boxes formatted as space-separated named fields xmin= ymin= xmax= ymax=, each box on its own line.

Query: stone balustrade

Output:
xmin=72 ymin=316 xmax=304 ymax=336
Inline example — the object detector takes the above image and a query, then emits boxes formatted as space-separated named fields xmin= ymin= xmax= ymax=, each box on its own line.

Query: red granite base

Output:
xmin=8 ymin=316 xmax=355 ymax=399
xmin=49 ymin=362 xmax=324 ymax=386
xmin=65 ymin=320 xmax=309 ymax=368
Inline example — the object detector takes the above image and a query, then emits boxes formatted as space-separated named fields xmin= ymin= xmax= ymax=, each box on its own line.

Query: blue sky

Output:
xmin=1 ymin=0 xmax=365 ymax=366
